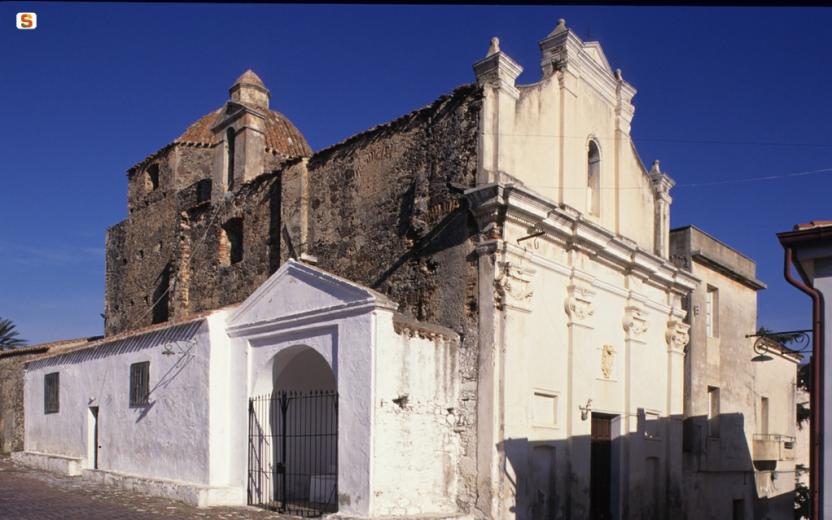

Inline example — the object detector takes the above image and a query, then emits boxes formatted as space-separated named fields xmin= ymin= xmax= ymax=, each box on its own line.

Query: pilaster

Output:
xmin=564 ymin=272 xmax=596 ymax=519
xmin=649 ymin=160 xmax=675 ymax=259
xmin=473 ymin=38 xmax=523 ymax=186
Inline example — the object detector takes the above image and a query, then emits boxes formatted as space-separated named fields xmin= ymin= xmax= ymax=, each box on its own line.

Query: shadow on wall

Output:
xmin=502 ymin=412 xmax=796 ymax=520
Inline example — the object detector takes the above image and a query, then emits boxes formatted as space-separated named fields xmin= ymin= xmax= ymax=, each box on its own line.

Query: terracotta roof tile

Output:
xmin=795 ymin=220 xmax=832 ymax=231
xmin=175 ymin=106 xmax=312 ymax=158
xmin=233 ymin=69 xmax=266 ymax=89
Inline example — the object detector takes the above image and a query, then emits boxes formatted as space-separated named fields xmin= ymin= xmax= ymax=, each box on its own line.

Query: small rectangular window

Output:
xmin=760 ymin=396 xmax=769 ymax=435
xmin=708 ymin=386 xmax=720 ymax=438
xmin=532 ymin=391 xmax=559 ymax=427
xmin=44 ymin=372 xmax=59 ymax=414
xmin=196 ymin=179 xmax=212 ymax=204
xmin=220 ymin=218 xmax=244 ymax=266
xmin=129 ymin=361 xmax=150 ymax=407
xmin=706 ymin=286 xmax=719 ymax=337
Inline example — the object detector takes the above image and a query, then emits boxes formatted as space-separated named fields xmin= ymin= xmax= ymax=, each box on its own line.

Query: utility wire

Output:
xmin=476 ymin=166 xmax=832 ymax=190
xmin=480 ymin=131 xmax=832 ymax=149
xmin=122 ymin=164 xmax=832 ymax=330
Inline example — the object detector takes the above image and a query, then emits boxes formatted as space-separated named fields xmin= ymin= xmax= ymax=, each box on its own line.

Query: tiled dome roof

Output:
xmin=175 ymin=106 xmax=312 ymax=158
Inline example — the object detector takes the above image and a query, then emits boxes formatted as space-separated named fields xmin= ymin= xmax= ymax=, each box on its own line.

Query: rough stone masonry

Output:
xmin=104 ymin=71 xmax=484 ymax=511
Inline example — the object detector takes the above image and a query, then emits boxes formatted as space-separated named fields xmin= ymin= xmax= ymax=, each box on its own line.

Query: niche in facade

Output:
xmin=145 ymin=163 xmax=160 ymax=192
xmin=220 ymin=218 xmax=244 ymax=266
xmin=587 ymin=140 xmax=600 ymax=216
xmin=196 ymin=179 xmax=212 ymax=204
xmin=152 ymin=263 xmax=170 ymax=324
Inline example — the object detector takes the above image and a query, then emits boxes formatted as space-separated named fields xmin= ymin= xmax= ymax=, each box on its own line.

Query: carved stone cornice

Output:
xmin=463 ymin=182 xmax=700 ymax=295
xmin=494 ymin=261 xmax=535 ymax=312
xmin=565 ymin=283 xmax=595 ymax=327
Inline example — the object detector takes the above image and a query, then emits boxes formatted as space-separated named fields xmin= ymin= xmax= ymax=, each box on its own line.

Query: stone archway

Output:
xmin=248 ymin=345 xmax=338 ymax=516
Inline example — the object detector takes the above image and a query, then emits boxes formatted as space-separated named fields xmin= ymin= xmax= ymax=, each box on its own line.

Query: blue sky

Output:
xmin=2 ymin=4 xmax=831 ymax=344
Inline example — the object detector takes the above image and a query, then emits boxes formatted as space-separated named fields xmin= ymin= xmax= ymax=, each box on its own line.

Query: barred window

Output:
xmin=44 ymin=372 xmax=59 ymax=414
xmin=129 ymin=361 xmax=150 ymax=407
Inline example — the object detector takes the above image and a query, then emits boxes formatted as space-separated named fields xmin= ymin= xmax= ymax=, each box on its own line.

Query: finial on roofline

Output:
xmin=651 ymin=160 xmax=661 ymax=174
xmin=548 ymin=18 xmax=567 ymax=37
xmin=487 ymin=37 xmax=501 ymax=57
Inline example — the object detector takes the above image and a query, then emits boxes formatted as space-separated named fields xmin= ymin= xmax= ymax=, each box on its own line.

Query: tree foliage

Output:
xmin=0 ymin=318 xmax=26 ymax=350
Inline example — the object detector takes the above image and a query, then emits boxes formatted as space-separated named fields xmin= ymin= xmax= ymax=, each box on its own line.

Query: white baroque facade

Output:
xmin=17 ymin=19 xmax=781 ymax=520
xmin=467 ymin=19 xmax=698 ymax=519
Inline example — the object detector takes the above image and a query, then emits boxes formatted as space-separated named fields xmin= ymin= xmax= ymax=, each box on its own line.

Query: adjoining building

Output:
xmin=0 ymin=337 xmax=99 ymax=454
xmin=14 ymin=18 xmax=799 ymax=520
xmin=19 ymin=260 xmax=462 ymax=517
xmin=671 ymin=226 xmax=800 ymax=519
xmin=777 ymin=221 xmax=832 ymax=520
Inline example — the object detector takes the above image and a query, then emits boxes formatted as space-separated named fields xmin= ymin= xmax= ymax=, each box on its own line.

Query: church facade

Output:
xmin=16 ymin=18 xmax=798 ymax=520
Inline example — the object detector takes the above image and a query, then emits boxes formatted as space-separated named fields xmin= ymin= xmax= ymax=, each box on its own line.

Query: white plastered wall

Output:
xmin=370 ymin=310 xmax=460 ymax=517
xmin=228 ymin=259 xmax=464 ymax=518
xmin=22 ymin=311 xmax=239 ymax=495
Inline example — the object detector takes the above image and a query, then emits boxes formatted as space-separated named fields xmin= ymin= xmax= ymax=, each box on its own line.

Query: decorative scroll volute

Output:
xmin=494 ymin=262 xmax=534 ymax=311
xmin=564 ymin=283 xmax=595 ymax=326
xmin=665 ymin=315 xmax=690 ymax=353
xmin=622 ymin=305 xmax=649 ymax=338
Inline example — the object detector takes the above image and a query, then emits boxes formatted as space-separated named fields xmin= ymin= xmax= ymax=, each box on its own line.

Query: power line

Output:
xmin=479 ymin=131 xmax=832 ymax=149
xmin=676 ymin=167 xmax=832 ymax=188
xmin=123 ymin=164 xmax=832 ymax=330
xmin=475 ymin=166 xmax=832 ymax=190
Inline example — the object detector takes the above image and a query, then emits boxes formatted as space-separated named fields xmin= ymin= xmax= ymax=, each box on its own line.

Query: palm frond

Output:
xmin=0 ymin=318 xmax=26 ymax=350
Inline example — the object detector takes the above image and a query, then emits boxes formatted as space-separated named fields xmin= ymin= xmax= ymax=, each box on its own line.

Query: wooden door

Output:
xmin=590 ymin=414 xmax=612 ymax=520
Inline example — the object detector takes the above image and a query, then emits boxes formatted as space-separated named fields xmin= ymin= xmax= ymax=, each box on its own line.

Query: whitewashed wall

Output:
xmin=370 ymin=311 xmax=460 ymax=517
xmin=227 ymin=259 xmax=465 ymax=518
xmin=24 ymin=316 xmax=215 ymax=485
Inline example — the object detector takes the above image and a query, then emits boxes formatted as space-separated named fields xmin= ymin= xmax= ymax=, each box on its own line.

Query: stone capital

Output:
xmin=665 ymin=316 xmax=690 ymax=354
xmin=565 ymin=283 xmax=595 ymax=327
xmin=495 ymin=261 xmax=535 ymax=312
xmin=622 ymin=305 xmax=649 ymax=340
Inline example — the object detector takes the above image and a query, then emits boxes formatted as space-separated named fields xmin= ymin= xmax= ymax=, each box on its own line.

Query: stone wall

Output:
xmin=0 ymin=340 xmax=98 ymax=454
xmin=103 ymin=84 xmax=484 ymax=511
xmin=0 ymin=353 xmax=30 ymax=453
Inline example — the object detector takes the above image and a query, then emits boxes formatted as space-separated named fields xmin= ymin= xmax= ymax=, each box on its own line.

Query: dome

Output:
xmin=175 ymin=106 xmax=312 ymax=158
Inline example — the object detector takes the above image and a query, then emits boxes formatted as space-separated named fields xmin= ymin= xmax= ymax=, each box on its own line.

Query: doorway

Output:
xmin=248 ymin=346 xmax=338 ymax=517
xmin=590 ymin=413 xmax=615 ymax=520
xmin=88 ymin=406 xmax=99 ymax=470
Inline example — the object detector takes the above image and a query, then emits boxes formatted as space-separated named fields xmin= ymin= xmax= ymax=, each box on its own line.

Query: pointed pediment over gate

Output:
xmin=227 ymin=259 xmax=397 ymax=332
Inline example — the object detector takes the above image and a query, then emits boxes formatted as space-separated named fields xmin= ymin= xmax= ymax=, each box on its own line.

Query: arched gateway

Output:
xmin=226 ymin=259 xmax=461 ymax=519
xmin=248 ymin=346 xmax=338 ymax=516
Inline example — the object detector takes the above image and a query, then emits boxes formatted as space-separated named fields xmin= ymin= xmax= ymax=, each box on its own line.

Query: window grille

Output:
xmin=130 ymin=361 xmax=150 ymax=407
xmin=44 ymin=372 xmax=59 ymax=414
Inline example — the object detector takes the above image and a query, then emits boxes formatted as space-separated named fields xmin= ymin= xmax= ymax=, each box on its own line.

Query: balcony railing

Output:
xmin=752 ymin=434 xmax=796 ymax=461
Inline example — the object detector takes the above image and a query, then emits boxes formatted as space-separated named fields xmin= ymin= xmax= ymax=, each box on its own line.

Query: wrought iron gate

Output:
xmin=248 ymin=390 xmax=338 ymax=517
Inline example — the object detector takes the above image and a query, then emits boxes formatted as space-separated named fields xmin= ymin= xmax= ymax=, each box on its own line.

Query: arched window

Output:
xmin=587 ymin=140 xmax=600 ymax=216
xmin=152 ymin=263 xmax=170 ymax=324
xmin=226 ymin=127 xmax=236 ymax=190
xmin=220 ymin=218 xmax=244 ymax=266
xmin=145 ymin=163 xmax=160 ymax=192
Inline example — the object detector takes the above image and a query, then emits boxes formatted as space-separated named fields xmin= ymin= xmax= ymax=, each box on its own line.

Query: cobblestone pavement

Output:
xmin=0 ymin=457 xmax=288 ymax=519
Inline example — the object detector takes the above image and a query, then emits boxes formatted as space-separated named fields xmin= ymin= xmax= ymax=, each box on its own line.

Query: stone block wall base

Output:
xmin=325 ymin=514 xmax=474 ymax=520
xmin=12 ymin=451 xmax=82 ymax=476
xmin=11 ymin=451 xmax=245 ymax=508
xmin=81 ymin=468 xmax=245 ymax=507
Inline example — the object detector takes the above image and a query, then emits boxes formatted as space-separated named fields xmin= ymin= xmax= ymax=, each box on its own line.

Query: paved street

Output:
xmin=0 ymin=457 xmax=285 ymax=519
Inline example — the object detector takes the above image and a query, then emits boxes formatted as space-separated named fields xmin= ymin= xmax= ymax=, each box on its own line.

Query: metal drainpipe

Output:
xmin=782 ymin=246 xmax=823 ymax=519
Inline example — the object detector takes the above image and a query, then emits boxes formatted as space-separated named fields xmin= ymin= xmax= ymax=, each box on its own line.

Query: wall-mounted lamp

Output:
xmin=579 ymin=399 xmax=593 ymax=421
xmin=746 ymin=329 xmax=811 ymax=363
